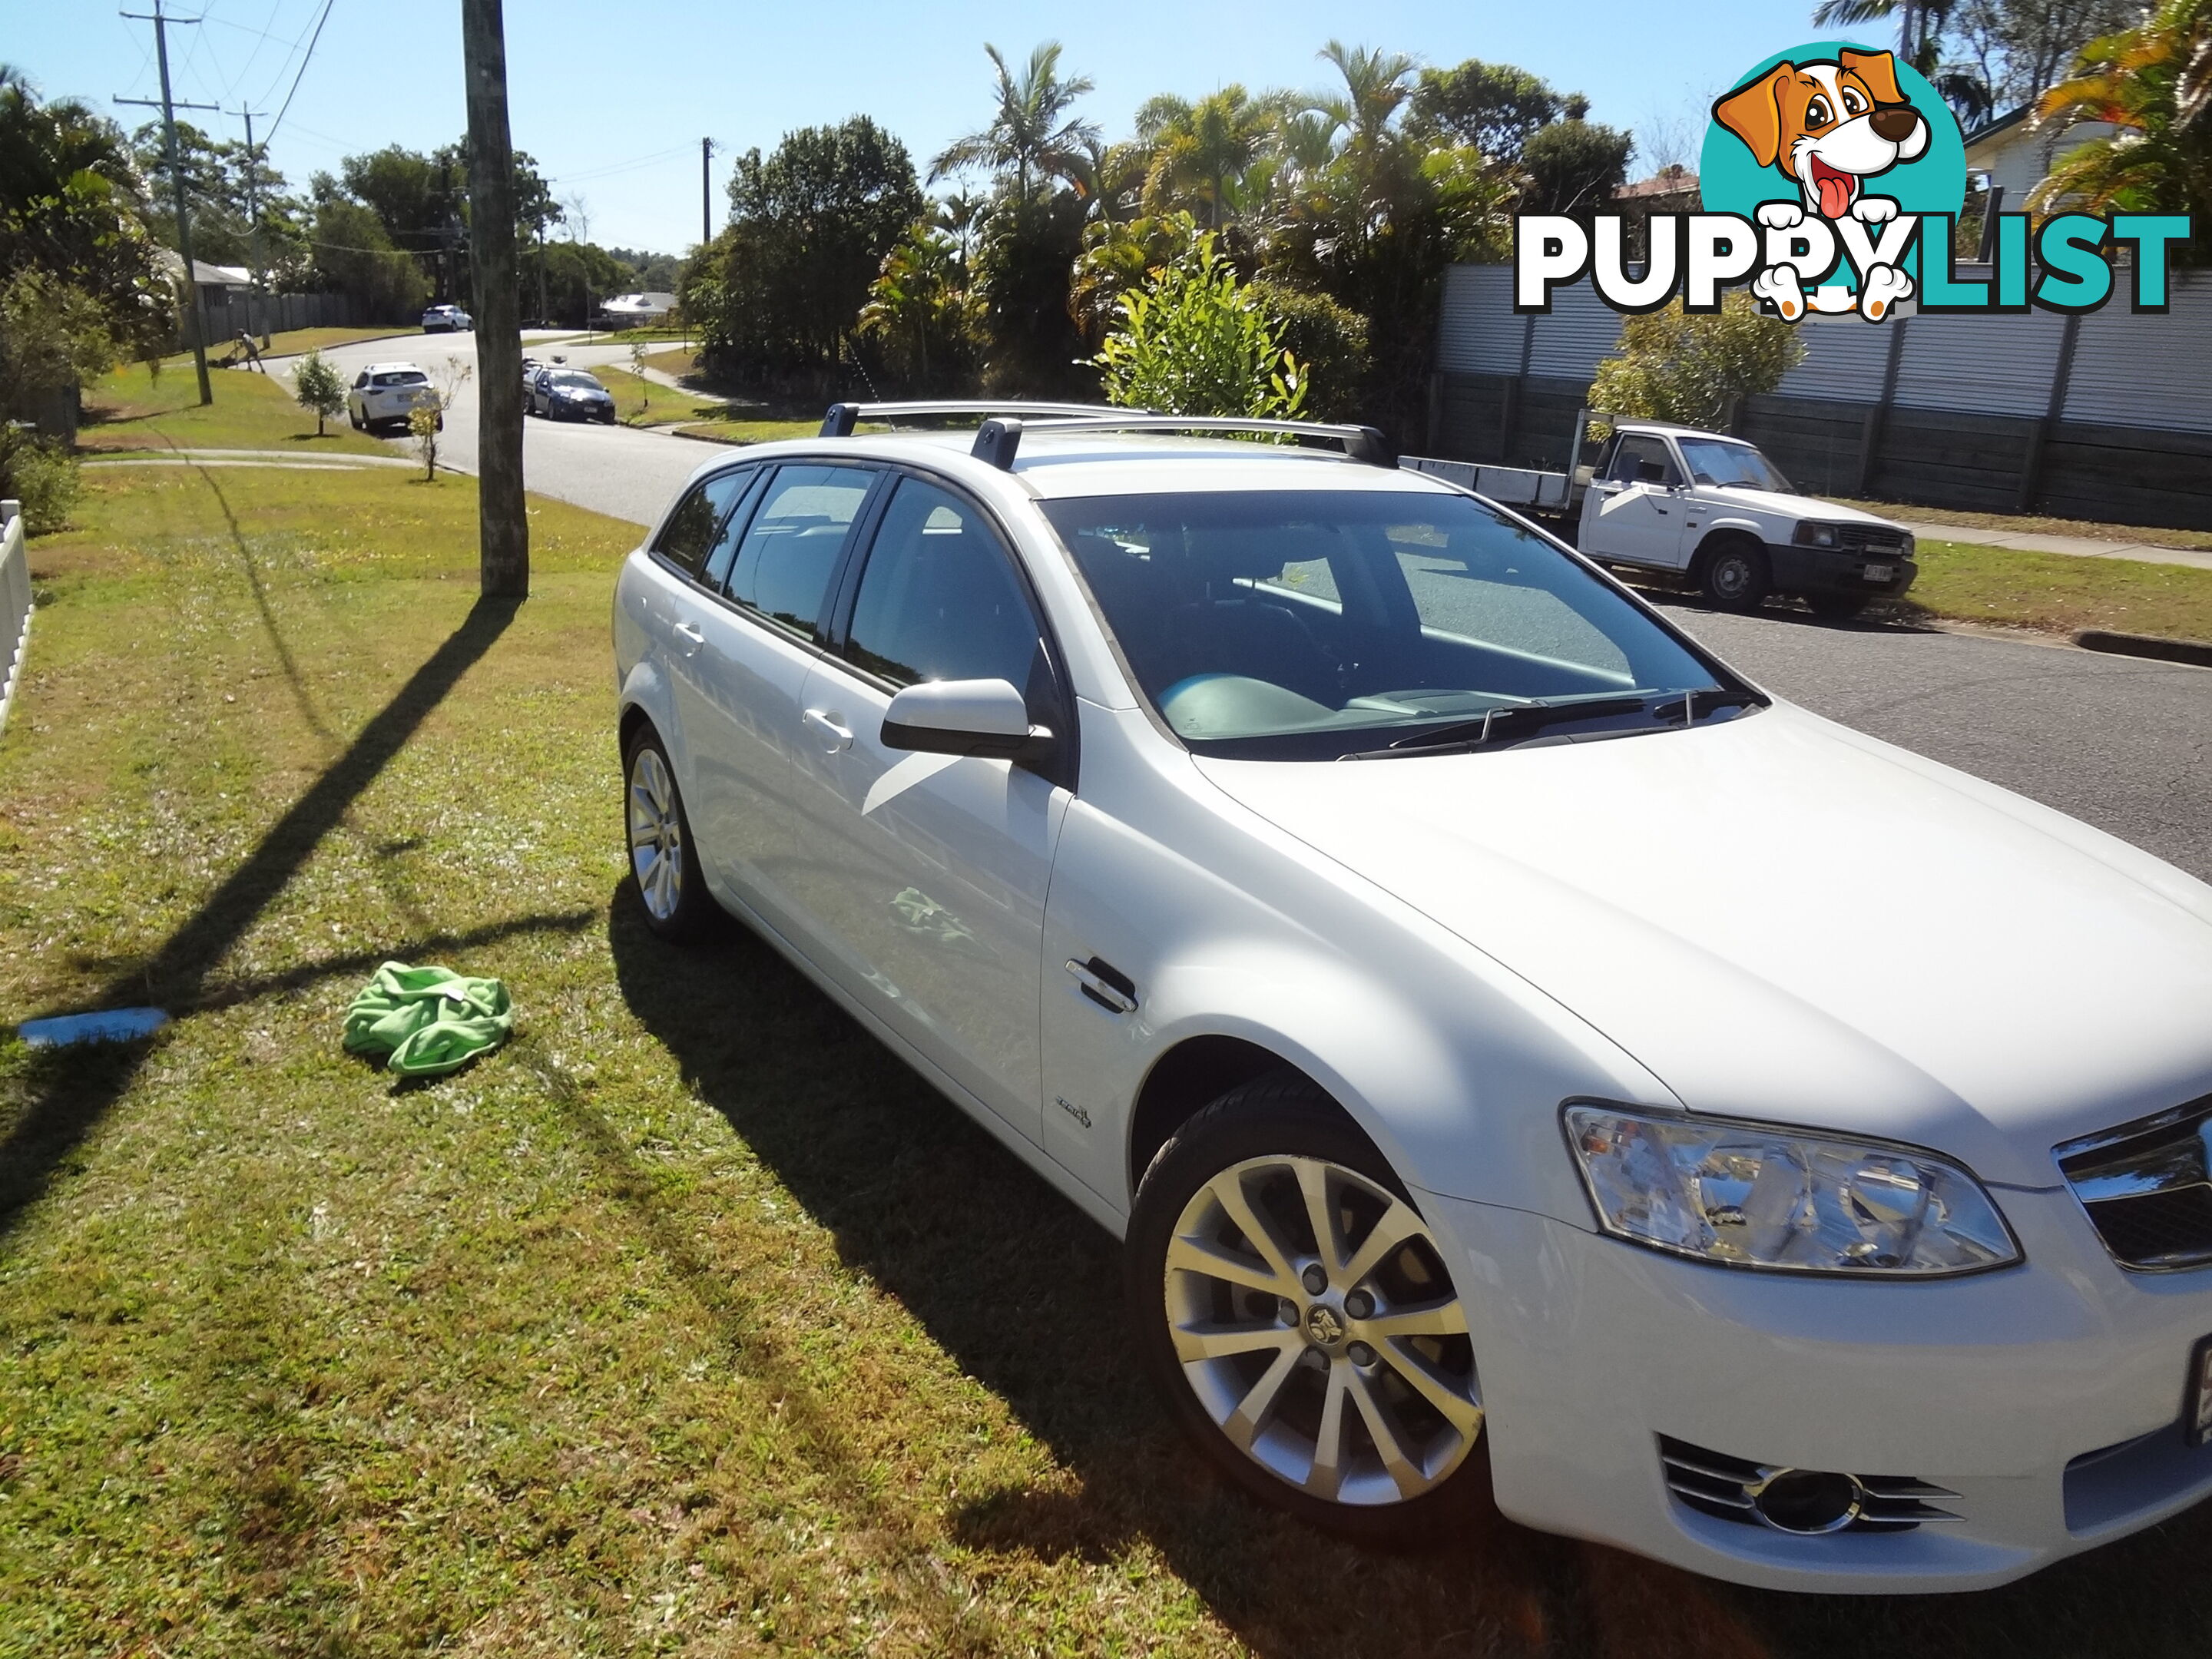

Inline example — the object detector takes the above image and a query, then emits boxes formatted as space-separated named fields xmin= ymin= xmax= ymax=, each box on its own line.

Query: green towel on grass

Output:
xmin=343 ymin=962 xmax=513 ymax=1076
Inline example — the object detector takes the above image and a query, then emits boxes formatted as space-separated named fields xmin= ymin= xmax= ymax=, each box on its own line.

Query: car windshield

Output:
xmin=549 ymin=372 xmax=600 ymax=389
xmin=1042 ymin=489 xmax=1751 ymax=760
xmin=1677 ymin=438 xmax=1793 ymax=493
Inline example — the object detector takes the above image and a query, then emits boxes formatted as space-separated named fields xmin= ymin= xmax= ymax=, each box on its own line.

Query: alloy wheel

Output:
xmin=1163 ymin=1154 xmax=1482 ymax=1505
xmin=628 ymin=746 xmax=684 ymax=922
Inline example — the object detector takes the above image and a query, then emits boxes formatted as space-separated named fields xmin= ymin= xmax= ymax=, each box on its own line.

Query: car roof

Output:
xmin=690 ymin=429 xmax=1463 ymax=501
xmin=365 ymin=362 xmax=426 ymax=374
xmin=1615 ymin=421 xmax=1749 ymax=443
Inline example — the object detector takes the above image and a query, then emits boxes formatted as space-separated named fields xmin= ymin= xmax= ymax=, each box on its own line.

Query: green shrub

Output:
xmin=1251 ymin=281 xmax=1370 ymax=421
xmin=293 ymin=348 xmax=348 ymax=435
xmin=1589 ymin=291 xmax=1804 ymax=431
xmin=0 ymin=429 xmax=84 ymax=535
xmin=1094 ymin=237 xmax=1307 ymax=419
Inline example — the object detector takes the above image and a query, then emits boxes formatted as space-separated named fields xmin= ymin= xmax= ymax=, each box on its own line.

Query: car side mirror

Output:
xmin=881 ymin=677 xmax=1055 ymax=763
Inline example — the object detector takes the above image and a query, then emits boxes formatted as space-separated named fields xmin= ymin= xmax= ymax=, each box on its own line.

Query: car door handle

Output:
xmin=671 ymin=620 xmax=705 ymax=656
xmin=803 ymin=708 xmax=853 ymax=753
xmin=1065 ymin=957 xmax=1138 ymax=1015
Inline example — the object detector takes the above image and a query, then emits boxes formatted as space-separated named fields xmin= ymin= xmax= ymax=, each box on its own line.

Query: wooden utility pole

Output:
xmin=118 ymin=0 xmax=217 ymax=406
xmin=462 ymin=0 xmax=529 ymax=597
xmin=701 ymin=137 xmax=717 ymax=245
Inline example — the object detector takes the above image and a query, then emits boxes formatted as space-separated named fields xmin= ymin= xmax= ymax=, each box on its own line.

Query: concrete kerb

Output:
xmin=2075 ymin=630 xmax=2212 ymax=670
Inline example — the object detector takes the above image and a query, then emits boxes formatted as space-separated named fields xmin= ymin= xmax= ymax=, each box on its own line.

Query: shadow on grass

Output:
xmin=0 ymin=597 xmax=518 ymax=1237
xmin=606 ymin=884 xmax=2212 ymax=1659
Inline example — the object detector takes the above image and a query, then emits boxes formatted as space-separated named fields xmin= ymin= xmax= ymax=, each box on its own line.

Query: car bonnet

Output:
xmin=1190 ymin=702 xmax=2212 ymax=1188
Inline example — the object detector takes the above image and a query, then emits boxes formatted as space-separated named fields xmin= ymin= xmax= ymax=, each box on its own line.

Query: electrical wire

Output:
xmin=260 ymin=0 xmax=333 ymax=148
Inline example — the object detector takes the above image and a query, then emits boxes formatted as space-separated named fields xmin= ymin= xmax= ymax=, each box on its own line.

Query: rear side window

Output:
xmin=845 ymin=478 xmax=1042 ymax=692
xmin=654 ymin=468 xmax=756 ymax=581
xmin=725 ymin=465 xmax=875 ymax=639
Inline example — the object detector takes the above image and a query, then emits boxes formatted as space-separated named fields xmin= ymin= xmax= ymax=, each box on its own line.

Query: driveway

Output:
xmin=267 ymin=329 xmax=720 ymax=529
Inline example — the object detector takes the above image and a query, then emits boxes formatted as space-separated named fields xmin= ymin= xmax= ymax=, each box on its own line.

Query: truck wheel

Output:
xmin=1697 ymin=541 xmax=1771 ymax=611
xmin=1806 ymin=593 xmax=1872 ymax=620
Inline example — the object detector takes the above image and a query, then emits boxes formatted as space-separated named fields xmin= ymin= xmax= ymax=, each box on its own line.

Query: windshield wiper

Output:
xmin=1647 ymin=687 xmax=1762 ymax=726
xmin=1343 ymin=694 xmax=1659 ymax=760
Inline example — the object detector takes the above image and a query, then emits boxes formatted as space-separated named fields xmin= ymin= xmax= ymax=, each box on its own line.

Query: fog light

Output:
xmin=1749 ymin=1468 xmax=1865 ymax=1534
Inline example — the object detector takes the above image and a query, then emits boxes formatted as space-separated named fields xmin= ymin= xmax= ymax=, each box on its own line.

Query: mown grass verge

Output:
xmin=77 ymin=360 xmax=398 ymax=456
xmin=1905 ymin=536 xmax=2212 ymax=641
xmin=6 ymin=455 xmax=2212 ymax=1656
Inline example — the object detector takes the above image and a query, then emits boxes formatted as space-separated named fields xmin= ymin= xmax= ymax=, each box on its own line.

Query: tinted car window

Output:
xmin=1607 ymin=434 xmax=1677 ymax=485
xmin=726 ymin=465 xmax=875 ymax=638
xmin=654 ymin=468 xmax=756 ymax=581
xmin=702 ymin=469 xmax=766 ymax=588
xmin=846 ymin=478 xmax=1042 ymax=692
xmin=1043 ymin=490 xmax=1733 ymax=760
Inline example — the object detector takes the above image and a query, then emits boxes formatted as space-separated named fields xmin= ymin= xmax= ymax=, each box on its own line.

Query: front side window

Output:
xmin=654 ymin=467 xmax=755 ymax=581
xmin=725 ymin=464 xmax=875 ymax=638
xmin=846 ymin=478 xmax=1044 ymax=694
xmin=1606 ymin=434 xmax=1677 ymax=485
xmin=1043 ymin=489 xmax=1747 ymax=760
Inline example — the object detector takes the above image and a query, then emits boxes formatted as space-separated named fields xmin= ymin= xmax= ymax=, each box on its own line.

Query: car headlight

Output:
xmin=1561 ymin=1105 xmax=2021 ymax=1276
xmin=1793 ymin=522 xmax=1840 ymax=548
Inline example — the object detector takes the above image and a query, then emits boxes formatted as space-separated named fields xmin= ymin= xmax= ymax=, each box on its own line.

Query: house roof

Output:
xmin=1963 ymin=106 xmax=2032 ymax=148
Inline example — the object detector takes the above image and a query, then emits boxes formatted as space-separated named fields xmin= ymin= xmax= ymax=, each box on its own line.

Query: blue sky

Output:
xmin=17 ymin=1 xmax=1838 ymax=254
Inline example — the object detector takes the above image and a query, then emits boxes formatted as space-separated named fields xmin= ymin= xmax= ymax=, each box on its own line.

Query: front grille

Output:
xmin=1659 ymin=1437 xmax=1959 ymax=1533
xmin=1836 ymin=525 xmax=1908 ymax=553
xmin=2057 ymin=1094 xmax=2212 ymax=1270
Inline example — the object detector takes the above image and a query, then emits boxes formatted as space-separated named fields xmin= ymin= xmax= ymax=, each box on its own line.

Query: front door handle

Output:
xmin=803 ymin=708 xmax=853 ymax=753
xmin=671 ymin=620 xmax=705 ymax=657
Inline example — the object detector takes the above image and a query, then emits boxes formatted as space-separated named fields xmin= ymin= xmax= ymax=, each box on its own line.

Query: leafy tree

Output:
xmin=1520 ymin=118 xmax=1634 ymax=217
xmin=686 ymin=118 xmax=922 ymax=383
xmin=930 ymin=42 xmax=1101 ymax=204
xmin=0 ymin=67 xmax=167 ymax=353
xmin=308 ymin=192 xmax=429 ymax=319
xmin=1409 ymin=60 xmax=1575 ymax=159
xmin=2032 ymin=0 xmax=2212 ymax=260
xmin=128 ymin=119 xmax=306 ymax=279
xmin=1094 ymin=236 xmax=1308 ymax=418
xmin=1070 ymin=209 xmax=1200 ymax=343
xmin=293 ymin=346 xmax=346 ymax=435
xmin=1813 ymin=0 xmax=2140 ymax=119
xmin=605 ymin=247 xmax=679 ymax=290
xmin=1137 ymin=86 xmax=1276 ymax=230
xmin=1588 ymin=293 xmax=1805 ymax=432
xmin=972 ymin=190 xmax=1092 ymax=395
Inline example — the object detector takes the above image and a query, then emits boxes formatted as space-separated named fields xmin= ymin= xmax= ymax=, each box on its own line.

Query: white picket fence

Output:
xmin=0 ymin=499 xmax=30 ymax=738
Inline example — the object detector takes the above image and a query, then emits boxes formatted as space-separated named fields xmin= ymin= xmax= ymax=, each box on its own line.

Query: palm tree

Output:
xmin=929 ymin=41 xmax=1101 ymax=204
xmin=1138 ymin=86 xmax=1275 ymax=230
xmin=2032 ymin=0 xmax=2212 ymax=249
xmin=1319 ymin=41 xmax=1419 ymax=156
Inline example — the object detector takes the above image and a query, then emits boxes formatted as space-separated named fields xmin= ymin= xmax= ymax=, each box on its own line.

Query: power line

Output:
xmin=260 ymin=0 xmax=333 ymax=148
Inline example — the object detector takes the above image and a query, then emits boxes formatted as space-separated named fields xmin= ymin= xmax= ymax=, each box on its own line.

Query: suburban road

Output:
xmin=272 ymin=334 xmax=2212 ymax=883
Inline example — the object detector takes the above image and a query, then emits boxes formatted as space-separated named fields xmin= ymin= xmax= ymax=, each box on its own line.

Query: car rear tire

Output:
xmin=1126 ymin=1073 xmax=1488 ymax=1545
xmin=349 ymin=407 xmax=363 ymax=430
xmin=1697 ymin=539 xmax=1772 ymax=611
xmin=624 ymin=729 xmax=711 ymax=942
xmin=1806 ymin=592 xmax=1873 ymax=620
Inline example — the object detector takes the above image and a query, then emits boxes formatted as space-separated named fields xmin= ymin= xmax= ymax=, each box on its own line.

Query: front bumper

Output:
xmin=1769 ymin=541 xmax=1919 ymax=599
xmin=1422 ymin=1184 xmax=2212 ymax=1592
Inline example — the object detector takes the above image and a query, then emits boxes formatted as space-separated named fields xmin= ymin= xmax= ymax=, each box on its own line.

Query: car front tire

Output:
xmin=624 ymin=728 xmax=711 ymax=942
xmin=1126 ymin=1073 xmax=1488 ymax=1545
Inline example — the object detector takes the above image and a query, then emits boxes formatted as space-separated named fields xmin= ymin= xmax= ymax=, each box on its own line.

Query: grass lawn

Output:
xmin=587 ymin=366 xmax=724 ymax=432
xmin=8 ymin=455 xmax=2212 ymax=1655
xmin=78 ymin=361 xmax=395 ymax=456
xmin=1905 ymin=536 xmax=2212 ymax=641
xmin=233 ymin=326 xmax=422 ymax=360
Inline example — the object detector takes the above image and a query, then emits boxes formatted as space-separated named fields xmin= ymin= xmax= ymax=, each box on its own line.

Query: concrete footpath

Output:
xmin=1898 ymin=518 xmax=2212 ymax=574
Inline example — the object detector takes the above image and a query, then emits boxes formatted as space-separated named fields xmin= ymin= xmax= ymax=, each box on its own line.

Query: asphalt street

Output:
xmin=265 ymin=337 xmax=2212 ymax=883
xmin=1657 ymin=601 xmax=2212 ymax=883
xmin=274 ymin=329 xmax=713 ymax=528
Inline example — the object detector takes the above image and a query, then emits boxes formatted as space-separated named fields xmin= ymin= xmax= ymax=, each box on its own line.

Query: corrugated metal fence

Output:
xmin=1430 ymin=265 xmax=2212 ymax=528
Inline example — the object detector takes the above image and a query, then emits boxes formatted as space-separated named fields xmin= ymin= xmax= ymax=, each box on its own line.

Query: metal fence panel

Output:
xmin=1892 ymin=310 xmax=2070 ymax=416
xmin=1528 ymin=284 xmax=1624 ymax=379
xmin=2065 ymin=284 xmax=2212 ymax=434
xmin=1772 ymin=314 xmax=1898 ymax=403
xmin=1435 ymin=266 xmax=1523 ymax=375
xmin=0 ymin=502 xmax=30 ymax=739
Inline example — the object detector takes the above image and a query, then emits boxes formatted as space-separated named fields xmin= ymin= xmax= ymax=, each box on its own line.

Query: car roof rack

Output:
xmin=816 ymin=400 xmax=1398 ymax=472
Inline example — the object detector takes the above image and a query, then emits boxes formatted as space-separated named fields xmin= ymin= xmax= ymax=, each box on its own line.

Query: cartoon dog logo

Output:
xmin=1713 ymin=48 xmax=1930 ymax=320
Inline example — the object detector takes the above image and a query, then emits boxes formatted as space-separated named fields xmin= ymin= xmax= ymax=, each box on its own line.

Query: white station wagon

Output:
xmin=610 ymin=401 xmax=2212 ymax=1593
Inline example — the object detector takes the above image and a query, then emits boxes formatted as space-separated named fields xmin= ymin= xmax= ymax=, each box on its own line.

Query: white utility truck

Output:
xmin=1409 ymin=418 xmax=1918 ymax=617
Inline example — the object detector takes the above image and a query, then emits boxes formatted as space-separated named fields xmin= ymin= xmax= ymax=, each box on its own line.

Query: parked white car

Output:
xmin=346 ymin=363 xmax=440 ymax=434
xmin=611 ymin=402 xmax=2212 ymax=1593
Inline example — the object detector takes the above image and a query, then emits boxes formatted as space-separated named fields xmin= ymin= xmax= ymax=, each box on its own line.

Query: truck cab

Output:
xmin=1580 ymin=422 xmax=1917 ymax=617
